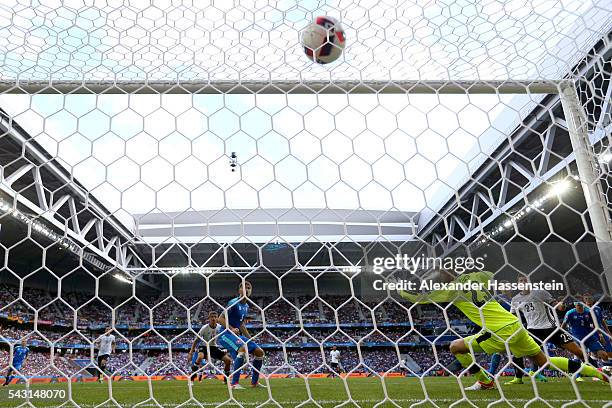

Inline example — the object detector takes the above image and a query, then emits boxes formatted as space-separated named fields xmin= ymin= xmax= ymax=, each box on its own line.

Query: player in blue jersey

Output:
xmin=3 ymin=338 xmax=29 ymax=386
xmin=562 ymin=301 xmax=609 ymax=365
xmin=583 ymin=295 xmax=612 ymax=362
xmin=217 ymin=281 xmax=266 ymax=389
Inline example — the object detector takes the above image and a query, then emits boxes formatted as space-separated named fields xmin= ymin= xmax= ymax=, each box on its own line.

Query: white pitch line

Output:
xmin=49 ymin=398 xmax=612 ymax=408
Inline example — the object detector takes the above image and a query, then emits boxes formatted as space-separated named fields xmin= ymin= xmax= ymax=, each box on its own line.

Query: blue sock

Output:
xmin=251 ymin=357 xmax=263 ymax=385
xmin=231 ymin=355 xmax=245 ymax=385
xmin=4 ymin=369 xmax=13 ymax=385
xmin=489 ymin=354 xmax=501 ymax=374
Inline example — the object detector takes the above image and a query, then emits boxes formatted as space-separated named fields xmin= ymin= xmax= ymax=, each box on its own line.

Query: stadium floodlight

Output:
xmin=476 ymin=175 xmax=580 ymax=248
xmin=0 ymin=197 xmax=63 ymax=241
xmin=169 ymin=267 xmax=217 ymax=275
xmin=0 ymin=198 xmax=11 ymax=212
xmin=599 ymin=153 xmax=612 ymax=163
xmin=337 ymin=266 xmax=362 ymax=273
xmin=113 ymin=273 xmax=132 ymax=284
xmin=550 ymin=180 xmax=572 ymax=196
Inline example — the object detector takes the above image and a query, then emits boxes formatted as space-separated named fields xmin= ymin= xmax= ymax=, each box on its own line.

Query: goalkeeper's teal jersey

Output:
xmin=400 ymin=271 xmax=518 ymax=332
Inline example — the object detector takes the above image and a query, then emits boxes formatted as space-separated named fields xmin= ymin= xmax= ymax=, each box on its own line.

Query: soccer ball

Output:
xmin=301 ymin=16 xmax=346 ymax=64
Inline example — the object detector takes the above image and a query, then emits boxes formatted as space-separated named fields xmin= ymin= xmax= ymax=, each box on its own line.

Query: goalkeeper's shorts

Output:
xmin=463 ymin=321 xmax=541 ymax=358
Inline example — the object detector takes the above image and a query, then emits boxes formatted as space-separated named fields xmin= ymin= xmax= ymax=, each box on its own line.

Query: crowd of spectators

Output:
xmin=1 ymin=324 xmax=420 ymax=352
xmin=0 ymin=346 xmax=452 ymax=379
xmin=1 ymin=283 xmax=612 ymax=380
xmin=0 ymin=350 xmax=79 ymax=377
xmin=106 ymin=351 xmax=148 ymax=376
xmin=259 ymin=297 xmax=298 ymax=323
xmin=0 ymin=285 xmax=452 ymax=329
xmin=4 ymin=284 xmax=610 ymax=328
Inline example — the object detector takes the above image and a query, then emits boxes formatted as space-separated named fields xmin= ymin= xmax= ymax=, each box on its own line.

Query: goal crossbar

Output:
xmin=0 ymin=80 xmax=569 ymax=94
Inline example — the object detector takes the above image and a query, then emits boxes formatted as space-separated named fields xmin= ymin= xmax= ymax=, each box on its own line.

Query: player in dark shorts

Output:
xmin=506 ymin=277 xmax=590 ymax=385
xmin=189 ymin=311 xmax=232 ymax=383
xmin=95 ymin=327 xmax=116 ymax=383
xmin=200 ymin=343 xmax=227 ymax=361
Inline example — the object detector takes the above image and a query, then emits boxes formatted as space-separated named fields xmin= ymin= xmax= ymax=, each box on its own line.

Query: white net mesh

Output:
xmin=0 ymin=1 xmax=611 ymax=407
xmin=0 ymin=0 xmax=609 ymax=81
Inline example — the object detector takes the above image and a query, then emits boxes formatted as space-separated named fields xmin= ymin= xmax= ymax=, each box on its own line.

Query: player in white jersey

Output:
xmin=188 ymin=311 xmax=232 ymax=383
xmin=329 ymin=346 xmax=342 ymax=377
xmin=96 ymin=327 xmax=116 ymax=383
xmin=506 ymin=276 xmax=585 ymax=384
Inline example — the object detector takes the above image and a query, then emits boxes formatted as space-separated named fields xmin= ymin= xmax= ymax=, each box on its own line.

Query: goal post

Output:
xmin=559 ymin=82 xmax=612 ymax=295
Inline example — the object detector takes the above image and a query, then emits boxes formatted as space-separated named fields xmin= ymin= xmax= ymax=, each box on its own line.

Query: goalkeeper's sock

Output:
xmin=455 ymin=353 xmax=492 ymax=384
xmin=588 ymin=356 xmax=599 ymax=367
xmin=447 ymin=359 xmax=463 ymax=373
xmin=512 ymin=356 xmax=525 ymax=380
xmin=488 ymin=353 xmax=501 ymax=374
xmin=251 ymin=356 xmax=263 ymax=385
xmin=224 ymin=369 xmax=230 ymax=384
xmin=549 ymin=357 xmax=604 ymax=381
xmin=231 ymin=354 xmax=245 ymax=385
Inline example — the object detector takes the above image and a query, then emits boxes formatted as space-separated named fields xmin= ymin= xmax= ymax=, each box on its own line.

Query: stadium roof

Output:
xmin=134 ymin=208 xmax=418 ymax=243
xmin=0 ymin=91 xmax=554 ymax=241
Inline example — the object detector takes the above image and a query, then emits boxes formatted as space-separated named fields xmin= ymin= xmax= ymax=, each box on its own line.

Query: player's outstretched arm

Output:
xmin=240 ymin=323 xmax=251 ymax=339
xmin=560 ymin=311 xmax=570 ymax=330
xmin=602 ymin=318 xmax=612 ymax=337
xmin=593 ymin=307 xmax=612 ymax=337
xmin=595 ymin=312 xmax=612 ymax=345
xmin=217 ymin=314 xmax=240 ymax=335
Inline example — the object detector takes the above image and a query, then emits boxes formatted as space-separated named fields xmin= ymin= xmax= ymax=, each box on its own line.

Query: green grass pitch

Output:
xmin=0 ymin=377 xmax=610 ymax=407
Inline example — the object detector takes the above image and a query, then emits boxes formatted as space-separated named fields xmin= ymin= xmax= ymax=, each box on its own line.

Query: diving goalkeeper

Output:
xmin=397 ymin=270 xmax=609 ymax=390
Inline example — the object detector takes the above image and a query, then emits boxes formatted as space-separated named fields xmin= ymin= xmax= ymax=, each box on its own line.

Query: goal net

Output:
xmin=0 ymin=1 xmax=611 ymax=407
